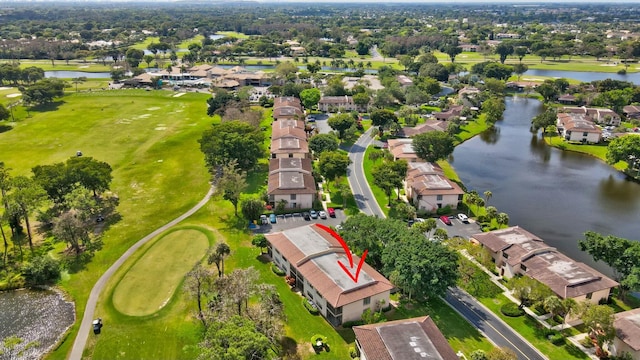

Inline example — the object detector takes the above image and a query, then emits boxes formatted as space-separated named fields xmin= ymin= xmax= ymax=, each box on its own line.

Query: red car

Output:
xmin=327 ymin=208 xmax=336 ymax=217
xmin=439 ymin=215 xmax=452 ymax=225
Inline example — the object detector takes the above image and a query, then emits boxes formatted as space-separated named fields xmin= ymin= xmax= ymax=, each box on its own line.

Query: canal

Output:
xmin=451 ymin=97 xmax=640 ymax=275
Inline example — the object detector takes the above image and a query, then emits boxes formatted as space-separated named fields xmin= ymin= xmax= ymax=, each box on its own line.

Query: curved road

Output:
xmin=69 ymin=186 xmax=215 ymax=360
xmin=346 ymin=127 xmax=385 ymax=218
xmin=345 ymin=133 xmax=546 ymax=360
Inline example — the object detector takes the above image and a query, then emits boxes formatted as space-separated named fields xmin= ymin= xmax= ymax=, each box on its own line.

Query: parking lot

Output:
xmin=432 ymin=214 xmax=483 ymax=239
xmin=253 ymin=208 xmax=347 ymax=234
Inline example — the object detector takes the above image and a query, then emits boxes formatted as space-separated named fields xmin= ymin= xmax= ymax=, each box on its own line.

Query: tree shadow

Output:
xmin=256 ymin=253 xmax=271 ymax=264
xmin=278 ymin=337 xmax=299 ymax=359
xmin=30 ymin=101 xmax=65 ymax=113
xmin=0 ymin=124 xmax=12 ymax=133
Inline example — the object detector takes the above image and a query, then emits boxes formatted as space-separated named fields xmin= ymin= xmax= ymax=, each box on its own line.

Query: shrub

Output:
xmin=436 ymin=205 xmax=452 ymax=215
xmin=341 ymin=319 xmax=365 ymax=328
xmin=271 ymin=264 xmax=285 ymax=276
xmin=22 ymin=256 xmax=61 ymax=286
xmin=303 ymin=298 xmax=320 ymax=315
xmin=501 ymin=302 xmax=525 ymax=317
xmin=549 ymin=333 xmax=565 ymax=345
xmin=580 ymin=336 xmax=594 ymax=348
xmin=349 ymin=346 xmax=359 ymax=358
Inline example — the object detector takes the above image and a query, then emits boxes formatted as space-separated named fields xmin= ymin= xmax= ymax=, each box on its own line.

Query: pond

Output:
xmin=45 ymin=71 xmax=111 ymax=79
xmin=0 ymin=288 xmax=75 ymax=360
xmin=522 ymin=69 xmax=640 ymax=84
xmin=451 ymin=97 xmax=640 ymax=275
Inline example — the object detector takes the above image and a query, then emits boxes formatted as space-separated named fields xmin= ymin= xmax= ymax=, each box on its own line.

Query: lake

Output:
xmin=45 ymin=71 xmax=111 ymax=79
xmin=0 ymin=288 xmax=75 ymax=360
xmin=451 ymin=97 xmax=640 ymax=275
xmin=523 ymin=69 xmax=640 ymax=85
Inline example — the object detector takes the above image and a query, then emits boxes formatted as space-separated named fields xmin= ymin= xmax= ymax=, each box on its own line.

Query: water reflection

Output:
xmin=479 ymin=126 xmax=500 ymax=144
xmin=529 ymin=135 xmax=551 ymax=163
xmin=0 ymin=289 xmax=75 ymax=360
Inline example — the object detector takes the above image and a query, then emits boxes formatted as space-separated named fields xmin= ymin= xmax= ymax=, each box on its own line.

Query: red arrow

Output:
xmin=316 ymin=224 xmax=368 ymax=283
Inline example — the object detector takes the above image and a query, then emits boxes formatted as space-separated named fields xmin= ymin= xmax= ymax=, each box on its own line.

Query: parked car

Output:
xmin=318 ymin=211 xmax=327 ymax=219
xmin=303 ymin=212 xmax=311 ymax=220
xmin=440 ymin=215 xmax=452 ymax=225
xmin=310 ymin=210 xmax=318 ymax=219
xmin=457 ymin=213 xmax=469 ymax=223
xmin=260 ymin=214 xmax=268 ymax=225
xmin=327 ymin=208 xmax=336 ymax=217
xmin=269 ymin=213 xmax=277 ymax=224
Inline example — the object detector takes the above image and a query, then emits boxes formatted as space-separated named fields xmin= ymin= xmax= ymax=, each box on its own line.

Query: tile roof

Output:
xmin=267 ymin=158 xmax=316 ymax=195
xmin=471 ymin=226 xmax=618 ymax=299
xmin=387 ymin=139 xmax=422 ymax=161
xmin=557 ymin=113 xmax=602 ymax=133
xmin=274 ymin=96 xmax=302 ymax=109
xmin=270 ymin=137 xmax=309 ymax=154
xmin=271 ymin=125 xmax=307 ymax=141
xmin=615 ymin=308 xmax=640 ymax=351
xmin=265 ymin=225 xmax=394 ymax=308
xmin=399 ymin=121 xmax=447 ymax=138
xmin=319 ymin=95 xmax=355 ymax=105
xmin=353 ymin=316 xmax=458 ymax=360
xmin=275 ymin=119 xmax=305 ymax=129
xmin=406 ymin=162 xmax=464 ymax=197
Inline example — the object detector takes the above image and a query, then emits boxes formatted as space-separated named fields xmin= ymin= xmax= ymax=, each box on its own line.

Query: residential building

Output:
xmin=470 ymin=226 xmax=618 ymax=304
xmin=459 ymin=44 xmax=480 ymax=52
xmin=266 ymin=225 xmax=394 ymax=326
xmin=273 ymin=96 xmax=305 ymax=120
xmin=387 ymin=139 xmax=422 ymax=162
xmin=405 ymin=162 xmax=464 ymax=211
xmin=396 ymin=75 xmax=414 ymax=88
xmin=354 ymin=316 xmax=458 ymax=360
xmin=556 ymin=113 xmax=602 ymax=143
xmin=267 ymin=158 xmax=316 ymax=209
xmin=623 ymin=105 xmax=640 ymax=120
xmin=557 ymin=94 xmax=578 ymax=105
xmin=318 ymin=95 xmax=365 ymax=112
xmin=271 ymin=125 xmax=307 ymax=143
xmin=613 ymin=308 xmax=640 ymax=360
xmin=270 ymin=136 xmax=309 ymax=159
xmin=433 ymin=105 xmax=464 ymax=121
xmin=397 ymin=120 xmax=448 ymax=138
xmin=561 ymin=106 xmax=621 ymax=126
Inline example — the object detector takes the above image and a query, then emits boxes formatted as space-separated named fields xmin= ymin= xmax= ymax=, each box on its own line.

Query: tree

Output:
xmin=514 ymin=47 xmax=528 ymax=63
xmin=143 ymin=54 xmax=154 ymax=68
xmin=382 ymin=232 xmax=459 ymax=300
xmin=513 ymin=63 xmax=528 ymax=81
xmin=419 ymin=63 xmax=449 ymax=81
xmin=66 ymin=156 xmax=113 ymax=196
xmin=484 ymin=78 xmax=506 ymax=95
xmin=443 ymin=44 xmax=462 ymax=63
xmin=185 ymin=263 xmax=213 ymax=328
xmin=110 ymin=69 xmax=125 ymax=82
xmin=20 ymin=78 xmax=65 ymax=106
xmin=309 ymin=133 xmax=340 ymax=155
xmin=251 ymin=234 xmax=268 ymax=254
xmin=10 ymin=176 xmax=47 ymax=250
xmin=393 ymin=202 xmax=416 ymax=221
xmin=606 ymin=135 xmax=640 ymax=177
xmin=370 ymin=109 xmax=398 ymax=130
xmin=318 ymin=151 xmax=351 ymax=186
xmin=241 ymin=197 xmax=263 ymax=223
xmin=353 ymin=92 xmax=370 ymax=109
xmin=53 ymin=209 xmax=90 ymax=255
xmin=372 ymin=162 xmax=398 ymax=207
xmin=32 ymin=162 xmax=73 ymax=204
xmin=531 ymin=108 xmax=557 ymax=135
xmin=195 ymin=316 xmax=270 ymax=360
xmin=483 ymin=190 xmax=493 ymax=207
xmin=299 ymin=88 xmax=321 ymax=110
xmin=543 ymin=295 xmax=563 ymax=318
xmin=536 ymin=82 xmax=559 ymax=102
xmin=216 ymin=162 xmax=247 ymax=217
xmin=482 ymin=96 xmax=506 ymax=124
xmin=199 ymin=120 xmax=264 ymax=172
xmin=22 ymin=255 xmax=61 ymax=286
xmin=495 ymin=42 xmax=514 ymax=64
xmin=71 ymin=77 xmax=86 ymax=93
xmin=470 ymin=350 xmax=488 ymax=360
xmin=209 ymin=242 xmax=231 ymax=277
xmin=327 ymin=113 xmax=355 ymax=139
xmin=412 ymin=131 xmax=455 ymax=163
xmin=510 ymin=275 xmax=553 ymax=307
xmin=581 ymin=303 xmax=615 ymax=356
xmin=496 ymin=212 xmax=509 ymax=227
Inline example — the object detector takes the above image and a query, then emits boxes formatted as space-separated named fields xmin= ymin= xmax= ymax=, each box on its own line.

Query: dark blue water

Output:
xmin=451 ymin=97 xmax=640 ymax=275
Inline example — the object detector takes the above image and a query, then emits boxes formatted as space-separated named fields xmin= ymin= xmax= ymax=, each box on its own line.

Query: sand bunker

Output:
xmin=146 ymin=107 xmax=161 ymax=111
xmin=173 ymin=93 xmax=186 ymax=98
xmin=6 ymin=93 xmax=21 ymax=98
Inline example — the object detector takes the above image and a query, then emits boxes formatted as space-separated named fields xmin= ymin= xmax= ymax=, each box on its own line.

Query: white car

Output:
xmin=318 ymin=211 xmax=327 ymax=219
xmin=457 ymin=213 xmax=469 ymax=223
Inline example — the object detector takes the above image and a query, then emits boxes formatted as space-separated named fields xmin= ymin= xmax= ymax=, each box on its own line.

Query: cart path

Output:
xmin=69 ymin=186 xmax=214 ymax=360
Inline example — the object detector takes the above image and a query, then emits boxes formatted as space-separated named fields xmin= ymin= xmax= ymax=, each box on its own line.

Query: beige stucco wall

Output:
xmin=272 ymin=152 xmax=308 ymax=159
xmin=270 ymin=193 xmax=314 ymax=209
xmin=410 ymin=191 xmax=460 ymax=212
xmin=613 ymin=338 xmax=640 ymax=360
xmin=341 ymin=290 xmax=391 ymax=323
xmin=563 ymin=130 xmax=601 ymax=143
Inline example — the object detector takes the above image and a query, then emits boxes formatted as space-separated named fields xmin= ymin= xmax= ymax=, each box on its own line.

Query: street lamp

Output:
xmin=457 ymin=350 xmax=467 ymax=359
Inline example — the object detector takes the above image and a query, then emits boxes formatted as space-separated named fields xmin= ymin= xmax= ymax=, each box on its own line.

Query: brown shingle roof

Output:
xmin=275 ymin=119 xmax=305 ymax=130
xmin=615 ymin=308 xmax=640 ymax=351
xmin=557 ymin=113 xmax=602 ymax=134
xmin=387 ymin=139 xmax=422 ymax=161
xmin=267 ymin=158 xmax=316 ymax=195
xmin=274 ymin=96 xmax=302 ymax=109
xmin=265 ymin=225 xmax=394 ymax=308
xmin=271 ymin=125 xmax=307 ymax=141
xmin=270 ymin=137 xmax=309 ymax=154
xmin=353 ymin=316 xmax=458 ymax=360
xmin=399 ymin=121 xmax=447 ymax=138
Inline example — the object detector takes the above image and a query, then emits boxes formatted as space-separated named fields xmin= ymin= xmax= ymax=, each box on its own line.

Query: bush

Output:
xmin=436 ymin=205 xmax=452 ymax=215
xmin=22 ymin=256 xmax=61 ymax=286
xmin=271 ymin=264 xmax=285 ymax=276
xmin=549 ymin=334 xmax=565 ymax=345
xmin=349 ymin=346 xmax=359 ymax=358
xmin=501 ymin=302 xmax=525 ymax=317
xmin=341 ymin=319 xmax=365 ymax=328
xmin=303 ymin=298 xmax=320 ymax=315
xmin=580 ymin=336 xmax=594 ymax=348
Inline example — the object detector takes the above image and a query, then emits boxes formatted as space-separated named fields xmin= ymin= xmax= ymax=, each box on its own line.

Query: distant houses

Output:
xmin=470 ymin=226 xmax=618 ymax=304
xmin=318 ymin=95 xmax=366 ymax=112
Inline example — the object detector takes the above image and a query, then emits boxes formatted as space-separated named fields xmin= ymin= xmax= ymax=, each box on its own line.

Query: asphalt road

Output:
xmin=445 ymin=287 xmax=547 ymax=360
xmin=69 ymin=186 xmax=215 ymax=360
xmin=346 ymin=131 xmax=547 ymax=359
xmin=346 ymin=127 xmax=385 ymax=218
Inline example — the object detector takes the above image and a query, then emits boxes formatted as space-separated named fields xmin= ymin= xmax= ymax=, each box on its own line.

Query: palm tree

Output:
xmin=71 ymin=77 xmax=86 ymax=93
xmin=484 ymin=190 xmax=492 ymax=207
xmin=496 ymin=213 xmax=509 ymax=228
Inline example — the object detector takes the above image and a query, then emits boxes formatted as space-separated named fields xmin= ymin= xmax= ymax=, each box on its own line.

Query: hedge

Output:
xmin=500 ymin=302 xmax=525 ymax=317
xmin=303 ymin=298 xmax=320 ymax=315
xmin=271 ymin=264 xmax=285 ymax=276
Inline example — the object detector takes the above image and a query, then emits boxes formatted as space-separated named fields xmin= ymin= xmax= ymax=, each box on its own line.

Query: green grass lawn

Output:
xmin=215 ymin=31 xmax=250 ymax=39
xmin=479 ymin=294 xmax=588 ymax=360
xmin=177 ymin=35 xmax=205 ymax=50
xmin=325 ymin=177 xmax=359 ymax=215
xmin=387 ymin=297 xmax=493 ymax=357
xmin=0 ymin=90 xmax=214 ymax=359
xmin=14 ymin=60 xmax=113 ymax=72
xmin=545 ymin=135 xmax=627 ymax=171
xmin=130 ymin=36 xmax=161 ymax=50
xmin=455 ymin=113 xmax=491 ymax=145
xmin=111 ymin=228 xmax=210 ymax=316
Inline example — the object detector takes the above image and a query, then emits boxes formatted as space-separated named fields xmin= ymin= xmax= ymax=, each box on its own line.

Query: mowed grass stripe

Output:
xmin=112 ymin=229 xmax=209 ymax=316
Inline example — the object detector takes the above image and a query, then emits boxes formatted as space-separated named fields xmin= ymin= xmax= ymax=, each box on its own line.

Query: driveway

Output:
xmin=311 ymin=113 xmax=331 ymax=135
